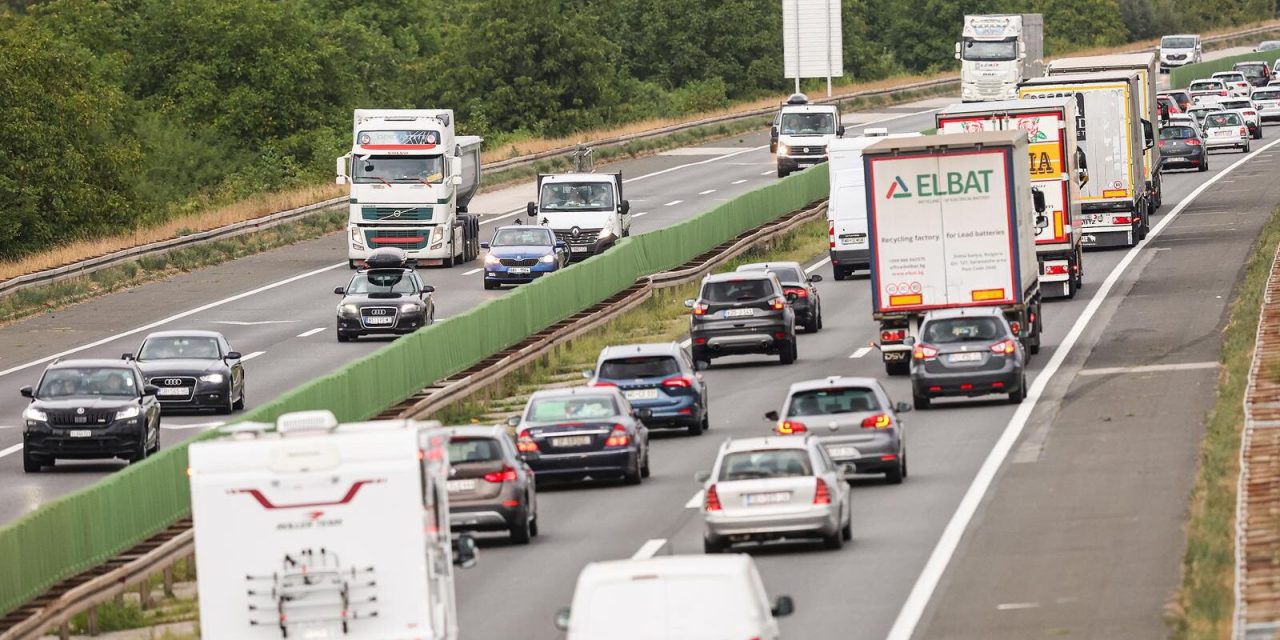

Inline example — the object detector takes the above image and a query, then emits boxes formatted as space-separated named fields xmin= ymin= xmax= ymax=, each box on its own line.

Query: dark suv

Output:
xmin=735 ymin=261 xmax=823 ymax=333
xmin=686 ymin=271 xmax=797 ymax=368
xmin=20 ymin=359 xmax=162 ymax=472
xmin=588 ymin=342 xmax=709 ymax=435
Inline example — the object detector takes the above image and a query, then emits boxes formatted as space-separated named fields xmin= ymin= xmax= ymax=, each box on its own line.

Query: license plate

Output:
xmin=724 ymin=308 xmax=754 ymax=318
xmin=447 ymin=479 xmax=476 ymax=492
xmin=624 ymin=389 xmax=658 ymax=401
xmin=949 ymin=352 xmax=983 ymax=363
xmin=157 ymin=387 xmax=190 ymax=396
xmin=744 ymin=491 xmax=792 ymax=506
xmin=509 ymin=267 xmax=531 ymax=274
xmin=1213 ymin=130 xmax=1233 ymax=137
xmin=1083 ymin=214 xmax=1104 ymax=225
xmin=68 ymin=430 xmax=92 ymax=438
xmin=552 ymin=435 xmax=593 ymax=448
xmin=827 ymin=446 xmax=861 ymax=459
xmin=365 ymin=316 xmax=394 ymax=325
xmin=570 ymin=246 xmax=591 ymax=253
xmin=839 ymin=233 xmax=866 ymax=245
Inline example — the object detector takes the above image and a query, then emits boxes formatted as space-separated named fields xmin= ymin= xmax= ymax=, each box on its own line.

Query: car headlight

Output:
xmin=199 ymin=373 xmax=224 ymax=384
xmin=597 ymin=228 xmax=612 ymax=240
xmin=23 ymin=406 xmax=47 ymax=422
xmin=778 ymin=144 xmax=790 ymax=156
xmin=539 ymin=253 xmax=557 ymax=263
xmin=338 ymin=303 xmax=360 ymax=317
xmin=399 ymin=302 xmax=423 ymax=313
xmin=484 ymin=253 xmax=501 ymax=265
xmin=116 ymin=406 xmax=141 ymax=420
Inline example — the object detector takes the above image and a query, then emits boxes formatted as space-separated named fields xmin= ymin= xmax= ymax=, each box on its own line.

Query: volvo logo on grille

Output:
xmin=163 ymin=378 xmax=183 ymax=386
xmin=570 ymin=226 xmax=582 ymax=238
xmin=369 ymin=308 xmax=391 ymax=316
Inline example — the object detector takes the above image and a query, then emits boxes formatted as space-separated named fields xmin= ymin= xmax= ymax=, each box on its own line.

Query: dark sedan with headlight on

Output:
xmin=335 ymin=264 xmax=436 ymax=342
xmin=125 ymin=330 xmax=246 ymax=414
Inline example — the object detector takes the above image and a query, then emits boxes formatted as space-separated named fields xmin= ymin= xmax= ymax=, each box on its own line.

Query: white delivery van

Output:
xmin=554 ymin=555 xmax=795 ymax=640
xmin=827 ymin=129 xmax=923 ymax=280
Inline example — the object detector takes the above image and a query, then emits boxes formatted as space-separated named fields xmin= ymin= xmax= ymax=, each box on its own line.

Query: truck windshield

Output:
xmin=779 ymin=112 xmax=835 ymax=135
xmin=1162 ymin=37 xmax=1197 ymax=49
xmin=352 ymin=155 xmax=445 ymax=184
xmin=539 ymin=182 xmax=615 ymax=211
xmin=962 ymin=37 xmax=1017 ymax=61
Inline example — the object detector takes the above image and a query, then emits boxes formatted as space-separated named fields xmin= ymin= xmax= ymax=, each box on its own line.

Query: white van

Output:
xmin=554 ymin=555 xmax=795 ymax=640
xmin=1159 ymin=34 xmax=1201 ymax=72
xmin=827 ymin=128 xmax=922 ymax=280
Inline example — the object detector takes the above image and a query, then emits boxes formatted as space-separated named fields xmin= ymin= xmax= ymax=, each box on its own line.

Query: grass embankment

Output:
xmin=432 ymin=216 xmax=828 ymax=426
xmin=1170 ymin=206 xmax=1280 ymax=638
xmin=0 ymin=210 xmax=345 ymax=327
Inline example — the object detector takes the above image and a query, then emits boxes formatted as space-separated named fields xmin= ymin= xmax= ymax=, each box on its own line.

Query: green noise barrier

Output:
xmin=0 ymin=164 xmax=829 ymax=617
xmin=1171 ymin=49 xmax=1276 ymax=90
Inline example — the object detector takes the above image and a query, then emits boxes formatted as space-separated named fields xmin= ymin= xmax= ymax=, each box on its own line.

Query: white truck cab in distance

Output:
xmin=957 ymin=14 xmax=1044 ymax=102
xmin=775 ymin=103 xmax=844 ymax=178
xmin=526 ymin=172 xmax=630 ymax=259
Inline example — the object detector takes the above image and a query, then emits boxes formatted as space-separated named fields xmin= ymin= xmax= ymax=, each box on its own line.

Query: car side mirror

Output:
xmin=480 ymin=241 xmax=490 ymax=250
xmin=683 ymin=299 xmax=696 ymax=308
xmin=555 ymin=241 xmax=568 ymax=251
xmin=526 ymin=202 xmax=537 ymax=217
xmin=895 ymin=401 xmax=912 ymax=413
xmin=809 ymin=274 xmax=823 ymax=282
xmin=19 ymin=386 xmax=33 ymax=398
xmin=694 ymin=471 xmax=711 ymax=483
xmin=554 ymin=607 xmax=571 ymax=631
xmin=506 ymin=416 xmax=521 ymax=428
xmin=144 ymin=385 xmax=159 ymax=397
xmin=772 ymin=595 xmax=796 ymax=618
xmin=764 ymin=410 xmax=780 ymax=421
xmin=453 ymin=533 xmax=478 ymax=569
xmin=581 ymin=369 xmax=594 ymax=379
xmin=903 ymin=336 xmax=916 ymax=346
xmin=334 ymin=286 xmax=346 ymax=295
xmin=1035 ymin=214 xmax=1049 ymax=232
xmin=837 ymin=125 xmax=846 ymax=137
xmin=1141 ymin=119 xmax=1154 ymax=149
xmin=620 ymin=200 xmax=630 ymax=215
xmin=225 ymin=351 xmax=242 ymax=360
xmin=121 ymin=352 xmax=134 ymax=361
xmin=422 ymin=285 xmax=435 ymax=293
xmin=635 ymin=408 xmax=653 ymax=420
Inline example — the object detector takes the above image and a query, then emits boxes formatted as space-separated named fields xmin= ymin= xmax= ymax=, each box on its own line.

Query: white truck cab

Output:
xmin=957 ymin=14 xmax=1044 ymax=102
xmin=775 ymin=103 xmax=844 ymax=178
xmin=1160 ymin=34 xmax=1202 ymax=72
xmin=526 ymin=172 xmax=630 ymax=259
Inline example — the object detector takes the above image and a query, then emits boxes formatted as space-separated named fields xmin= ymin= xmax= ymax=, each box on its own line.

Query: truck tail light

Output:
xmin=777 ymin=420 xmax=807 ymax=435
xmin=860 ymin=414 xmax=892 ymax=429
xmin=881 ymin=329 xmax=906 ymax=343
xmin=913 ymin=344 xmax=938 ymax=360
xmin=1045 ymin=264 xmax=1069 ymax=275
xmin=1010 ymin=321 xmax=1022 ymax=334
xmin=990 ymin=338 xmax=1017 ymax=355
xmin=1112 ymin=216 xmax=1131 ymax=225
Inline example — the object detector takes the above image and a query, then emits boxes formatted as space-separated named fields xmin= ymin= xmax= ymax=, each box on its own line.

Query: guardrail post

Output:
xmin=59 ymin=621 xmax=70 ymax=640
xmin=188 ymin=553 xmax=197 ymax=580
xmin=139 ymin=579 xmax=152 ymax=610
xmin=163 ymin=566 xmax=175 ymax=597
xmin=86 ymin=607 xmax=99 ymax=636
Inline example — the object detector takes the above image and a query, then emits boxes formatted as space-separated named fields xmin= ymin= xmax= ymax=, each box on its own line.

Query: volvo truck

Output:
xmin=936 ymin=97 xmax=1089 ymax=299
xmin=337 ymin=109 xmax=483 ymax=268
xmin=957 ymin=14 xmax=1044 ymax=102
xmin=864 ymin=131 xmax=1047 ymax=375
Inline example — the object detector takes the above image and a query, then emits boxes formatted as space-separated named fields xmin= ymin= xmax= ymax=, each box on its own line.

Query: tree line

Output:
xmin=0 ymin=0 xmax=1272 ymax=259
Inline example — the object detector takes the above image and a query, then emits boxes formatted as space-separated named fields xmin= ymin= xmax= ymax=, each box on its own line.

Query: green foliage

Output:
xmin=0 ymin=0 xmax=1273 ymax=260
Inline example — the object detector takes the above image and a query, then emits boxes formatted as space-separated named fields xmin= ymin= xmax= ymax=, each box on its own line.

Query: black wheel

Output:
xmin=233 ymin=388 xmax=245 ymax=411
xmin=779 ymin=340 xmax=797 ymax=365
xmin=841 ymin=514 xmax=853 ymax=541
xmin=1029 ymin=328 xmax=1041 ymax=355
xmin=777 ymin=166 xmax=790 ymax=179
xmin=1074 ymin=252 xmax=1084 ymax=289
xmin=886 ymin=361 xmax=910 ymax=376
xmin=149 ymin=429 xmax=161 ymax=455
xmin=530 ymin=510 xmax=539 ymax=538
xmin=692 ymin=348 xmax=710 ymax=371
xmin=22 ymin=450 xmax=44 ymax=473
xmin=701 ymin=413 xmax=710 ymax=432
xmin=703 ymin=536 xmax=726 ymax=554
xmin=833 ymin=268 xmax=848 ymax=281
xmin=219 ymin=392 xmax=235 ymax=415
xmin=1065 ymin=270 xmax=1077 ymax=299
xmin=823 ymin=522 xmax=845 ymax=550
xmin=913 ymin=390 xmax=931 ymax=410
xmin=1244 ymin=141 xmax=1252 ymax=153
xmin=641 ymin=451 xmax=651 ymax=478
xmin=1199 ymin=158 xmax=1209 ymax=172
xmin=687 ymin=414 xmax=704 ymax=436
xmin=902 ymin=450 xmax=909 ymax=478
xmin=815 ymin=308 xmax=823 ymax=331
xmin=885 ymin=458 xmax=904 ymax=484
xmin=337 ymin=331 xmax=352 ymax=342
xmin=509 ymin=508 xmax=532 ymax=545
xmin=623 ymin=458 xmax=642 ymax=485
xmin=483 ymin=279 xmax=499 ymax=290
xmin=130 ymin=433 xmax=149 ymax=464
xmin=1007 ymin=375 xmax=1027 ymax=404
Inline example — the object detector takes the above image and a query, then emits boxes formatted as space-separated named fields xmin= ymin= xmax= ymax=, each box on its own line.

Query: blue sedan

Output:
xmin=482 ymin=225 xmax=569 ymax=289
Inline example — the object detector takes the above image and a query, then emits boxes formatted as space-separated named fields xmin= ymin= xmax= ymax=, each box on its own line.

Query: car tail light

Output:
xmin=990 ymin=338 xmax=1017 ymax=355
xmin=881 ymin=329 xmax=906 ymax=343
xmin=704 ymin=484 xmax=722 ymax=511
xmin=590 ymin=380 xmax=617 ymax=387
xmin=693 ymin=337 xmax=707 ymax=345
xmin=861 ymin=414 xmax=892 ymax=429
xmin=769 ymin=297 xmax=787 ymax=311
xmin=1010 ymin=321 xmax=1021 ymax=335
xmin=777 ymin=420 xmax=807 ymax=435
xmin=604 ymin=424 xmax=630 ymax=447
xmin=785 ymin=287 xmax=808 ymax=299
xmin=1186 ymin=139 xmax=1202 ymax=146
xmin=813 ymin=478 xmax=832 ymax=505
xmin=1112 ymin=216 xmax=1131 ymax=225
xmin=1220 ymin=90 xmax=1228 ymax=96
xmin=1241 ymin=127 xmax=1250 ymax=137
xmin=483 ymin=466 xmax=518 ymax=483
xmin=913 ymin=344 xmax=938 ymax=360
xmin=662 ymin=376 xmax=694 ymax=389
xmin=829 ymin=222 xmax=836 ymax=249
xmin=516 ymin=430 xmax=538 ymax=453
xmin=692 ymin=302 xmax=709 ymax=316
xmin=1158 ymin=140 xmax=1166 ymax=147
xmin=1045 ymin=264 xmax=1069 ymax=275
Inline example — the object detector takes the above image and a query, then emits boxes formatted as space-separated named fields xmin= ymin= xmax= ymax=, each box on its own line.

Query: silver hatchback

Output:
xmin=765 ymin=376 xmax=910 ymax=484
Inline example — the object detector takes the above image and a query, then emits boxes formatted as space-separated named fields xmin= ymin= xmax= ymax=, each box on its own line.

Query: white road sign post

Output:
xmin=782 ymin=0 xmax=844 ymax=96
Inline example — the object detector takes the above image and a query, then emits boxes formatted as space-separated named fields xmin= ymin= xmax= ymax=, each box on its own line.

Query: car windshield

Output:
xmin=38 ymin=367 xmax=138 ymax=398
xmin=139 ymin=337 xmax=220 ymax=360
xmin=492 ymin=228 xmax=553 ymax=247
xmin=1162 ymin=37 xmax=1197 ymax=49
xmin=1189 ymin=108 xmax=1215 ymax=120
xmin=740 ymin=265 xmax=805 ymax=284
xmin=346 ymin=271 xmax=417 ymax=295
xmin=962 ymin=37 xmax=1017 ymax=61
xmin=351 ymin=155 xmax=444 ymax=184
xmin=788 ymin=387 xmax=881 ymax=417
xmin=447 ymin=437 xmax=503 ymax=463
xmin=1237 ymin=64 xmax=1267 ymax=77
xmin=539 ymin=182 xmax=614 ymax=212
xmin=719 ymin=449 xmax=813 ymax=481
xmin=1254 ymin=90 xmax=1280 ymax=100
xmin=527 ymin=396 xmax=618 ymax=421
xmin=598 ymin=356 xmax=679 ymax=379
xmin=1190 ymin=82 xmax=1222 ymax=92
xmin=779 ymin=112 xmax=835 ymax=135
xmin=1214 ymin=73 xmax=1245 ymax=82
xmin=1206 ymin=112 xmax=1243 ymax=128
xmin=1160 ymin=126 xmax=1197 ymax=140
xmin=1221 ymin=101 xmax=1251 ymax=110
xmin=701 ymin=279 xmax=772 ymax=303
xmin=923 ymin=316 xmax=1005 ymax=344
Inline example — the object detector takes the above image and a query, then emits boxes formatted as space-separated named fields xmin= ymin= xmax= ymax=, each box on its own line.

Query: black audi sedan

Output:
xmin=20 ymin=359 xmax=162 ymax=472
xmin=335 ymin=249 xmax=436 ymax=341
xmin=125 ymin=330 xmax=245 ymax=414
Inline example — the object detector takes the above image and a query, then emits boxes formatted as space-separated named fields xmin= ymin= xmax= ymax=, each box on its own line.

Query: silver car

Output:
xmin=765 ymin=376 xmax=910 ymax=484
xmin=1252 ymin=87 xmax=1280 ymax=123
xmin=698 ymin=435 xmax=852 ymax=553
xmin=1202 ymin=111 xmax=1252 ymax=153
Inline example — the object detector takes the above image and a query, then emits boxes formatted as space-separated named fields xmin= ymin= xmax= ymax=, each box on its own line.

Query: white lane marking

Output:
xmin=805 ymin=257 xmax=832 ymax=274
xmin=211 ymin=320 xmax=294 ymax=326
xmin=850 ymin=347 xmax=873 ymax=359
xmin=0 ymin=425 xmax=16 ymax=430
xmin=760 ymin=170 xmax=774 ymax=176
xmin=296 ymin=327 xmax=325 ymax=338
xmin=625 ymin=146 xmax=767 ymax=184
xmin=240 ymin=351 xmax=265 ymax=362
xmin=161 ymin=421 xmax=225 ymax=431
xmin=731 ymin=179 xmax=748 ymax=185
xmin=0 ymin=444 xmax=22 ymax=459
xmin=633 ymin=212 xmax=649 ymax=218
xmin=481 ymin=210 xmax=522 ymax=226
xmin=462 ymin=267 xmax=483 ymax=276
xmin=1078 ymin=361 xmax=1218 ymax=376
xmin=0 ymin=262 xmax=347 ymax=380
xmin=632 ymin=538 xmax=668 ymax=560
xmin=664 ymin=200 xmax=683 ymax=207
xmin=698 ymin=189 xmax=717 ymax=196
xmin=997 ymin=602 xmax=1040 ymax=611
xmin=685 ymin=491 xmax=704 ymax=509
xmin=884 ymin=136 xmax=1280 ymax=640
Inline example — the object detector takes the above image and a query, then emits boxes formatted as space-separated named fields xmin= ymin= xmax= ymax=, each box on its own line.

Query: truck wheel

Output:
xmin=833 ymin=268 xmax=848 ymax=281
xmin=1074 ymin=251 xmax=1084 ymax=288
xmin=1066 ymin=271 xmax=1077 ymax=299
xmin=885 ymin=361 xmax=909 ymax=376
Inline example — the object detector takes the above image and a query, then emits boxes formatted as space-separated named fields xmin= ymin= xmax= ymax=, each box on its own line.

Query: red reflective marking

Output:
xmin=231 ymin=480 xmax=384 ymax=510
